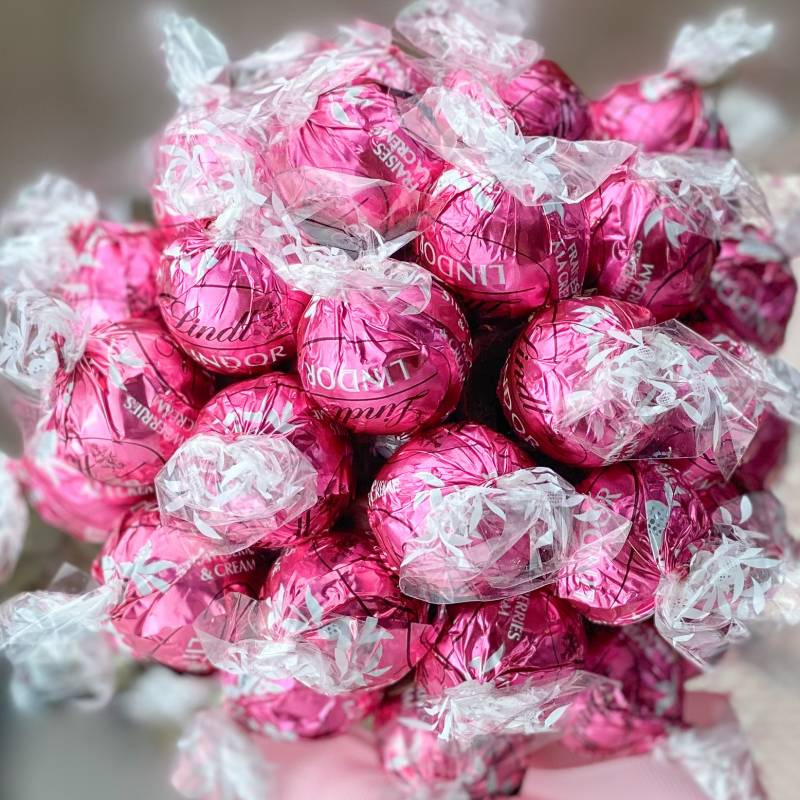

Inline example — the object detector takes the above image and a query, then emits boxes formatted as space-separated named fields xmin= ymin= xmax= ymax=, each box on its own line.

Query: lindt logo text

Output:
xmin=171 ymin=307 xmax=257 ymax=344
xmin=304 ymin=359 xmax=413 ymax=393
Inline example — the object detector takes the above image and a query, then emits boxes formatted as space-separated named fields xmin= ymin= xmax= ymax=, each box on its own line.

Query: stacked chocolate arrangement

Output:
xmin=0 ymin=3 xmax=798 ymax=798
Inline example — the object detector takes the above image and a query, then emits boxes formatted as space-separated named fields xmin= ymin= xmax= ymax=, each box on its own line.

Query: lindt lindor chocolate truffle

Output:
xmin=563 ymin=621 xmax=685 ymax=756
xmin=93 ymin=503 xmax=274 ymax=673
xmin=376 ymin=685 xmax=528 ymax=799
xmin=414 ymin=169 xmax=594 ymax=321
xmin=701 ymin=234 xmax=797 ymax=354
xmin=0 ymin=175 xmax=164 ymax=328
xmin=220 ymin=672 xmax=381 ymax=739
xmin=500 ymin=296 xmax=656 ymax=467
xmin=586 ymin=167 xmax=719 ymax=322
xmin=368 ymin=422 xmax=534 ymax=570
xmin=267 ymin=77 xmax=444 ymax=236
xmin=161 ymin=372 xmax=354 ymax=549
xmin=19 ymin=425 xmax=152 ymax=543
xmin=416 ymin=591 xmax=586 ymax=696
xmin=590 ymin=9 xmax=773 ymax=152
xmin=402 ymin=84 xmax=631 ymax=322
xmin=45 ymin=317 xmax=215 ymax=489
xmin=157 ymin=219 xmax=308 ymax=376
xmin=151 ymin=16 xmax=276 ymax=231
xmin=557 ymin=460 xmax=713 ymax=625
xmin=367 ymin=423 xmax=613 ymax=602
xmin=296 ymin=270 xmax=473 ymax=436
xmin=498 ymin=58 xmax=593 ymax=140
xmin=197 ymin=531 xmax=440 ymax=693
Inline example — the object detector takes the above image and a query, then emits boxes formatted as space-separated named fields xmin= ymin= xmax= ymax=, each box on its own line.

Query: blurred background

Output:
xmin=0 ymin=1 xmax=799 ymax=798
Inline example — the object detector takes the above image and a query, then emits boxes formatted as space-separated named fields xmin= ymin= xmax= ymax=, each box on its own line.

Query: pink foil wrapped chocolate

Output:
xmin=264 ymin=46 xmax=444 ymax=237
xmin=151 ymin=16 xmax=276 ymax=230
xmin=220 ymin=672 xmax=381 ymax=740
xmin=702 ymin=233 xmax=797 ymax=354
xmin=556 ymin=460 xmax=714 ymax=626
xmin=655 ymin=493 xmax=796 ymax=668
xmin=0 ymin=175 xmax=163 ymax=327
xmin=196 ymin=531 xmax=439 ymax=693
xmin=591 ymin=9 xmax=773 ymax=152
xmin=376 ymin=684 xmax=528 ymax=798
xmin=402 ymin=83 xmax=634 ymax=321
xmin=587 ymin=152 xmax=769 ymax=322
xmin=266 ymin=222 xmax=473 ymax=436
xmin=19 ymin=423 xmax=151 ymax=543
xmin=156 ymin=372 xmax=354 ymax=551
xmin=395 ymin=0 xmax=592 ymax=138
xmin=369 ymin=422 xmax=533 ymax=566
xmin=157 ymin=217 xmax=308 ymax=376
xmin=368 ymin=423 xmax=630 ymax=603
xmin=503 ymin=302 xmax=796 ymax=475
xmin=499 ymin=296 xmax=656 ymax=467
xmin=416 ymin=590 xmax=591 ymax=738
xmin=0 ymin=290 xmax=216 ymax=489
xmin=93 ymin=503 xmax=274 ymax=673
xmin=562 ymin=621 xmax=685 ymax=756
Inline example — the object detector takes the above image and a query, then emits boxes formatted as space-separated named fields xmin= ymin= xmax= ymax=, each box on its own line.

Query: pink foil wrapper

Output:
xmin=416 ymin=590 xmax=586 ymax=696
xmin=18 ymin=433 xmax=151 ymax=543
xmin=191 ymin=372 xmax=355 ymax=548
xmin=220 ymin=672 xmax=381 ymax=740
xmin=151 ymin=104 xmax=273 ymax=233
xmin=61 ymin=220 xmax=165 ymax=328
xmin=93 ymin=503 xmax=274 ymax=673
xmin=413 ymin=168 xmax=592 ymax=321
xmin=368 ymin=422 xmax=534 ymax=570
xmin=557 ymin=460 xmax=713 ymax=625
xmin=677 ymin=322 xmax=791 ymax=495
xmin=258 ymin=532 xmax=439 ymax=691
xmin=268 ymin=80 xmax=444 ymax=235
xmin=563 ymin=621 xmax=685 ymax=757
xmin=297 ymin=279 xmax=472 ymax=435
xmin=157 ymin=221 xmax=308 ymax=376
xmin=376 ymin=685 xmax=528 ymax=798
xmin=587 ymin=172 xmax=720 ymax=321
xmin=498 ymin=58 xmax=593 ymax=140
xmin=500 ymin=297 xmax=656 ymax=467
xmin=48 ymin=318 xmax=216 ymax=489
xmin=590 ymin=73 xmax=729 ymax=153
xmin=702 ymin=235 xmax=797 ymax=354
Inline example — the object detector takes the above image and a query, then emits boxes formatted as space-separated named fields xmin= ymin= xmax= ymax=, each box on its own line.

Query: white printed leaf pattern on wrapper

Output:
xmin=262 ymin=192 xmax=433 ymax=312
xmin=425 ymin=671 xmax=609 ymax=741
xmin=400 ymin=466 xmax=630 ymax=604
xmin=654 ymin=495 xmax=791 ymax=669
xmin=194 ymin=589 xmax=399 ymax=695
xmin=155 ymin=432 xmax=318 ymax=554
xmin=402 ymin=85 xmax=635 ymax=208
xmin=560 ymin=319 xmax=763 ymax=477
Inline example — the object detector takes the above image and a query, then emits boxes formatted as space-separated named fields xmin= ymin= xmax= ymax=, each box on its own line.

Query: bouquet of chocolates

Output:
xmin=0 ymin=2 xmax=797 ymax=799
